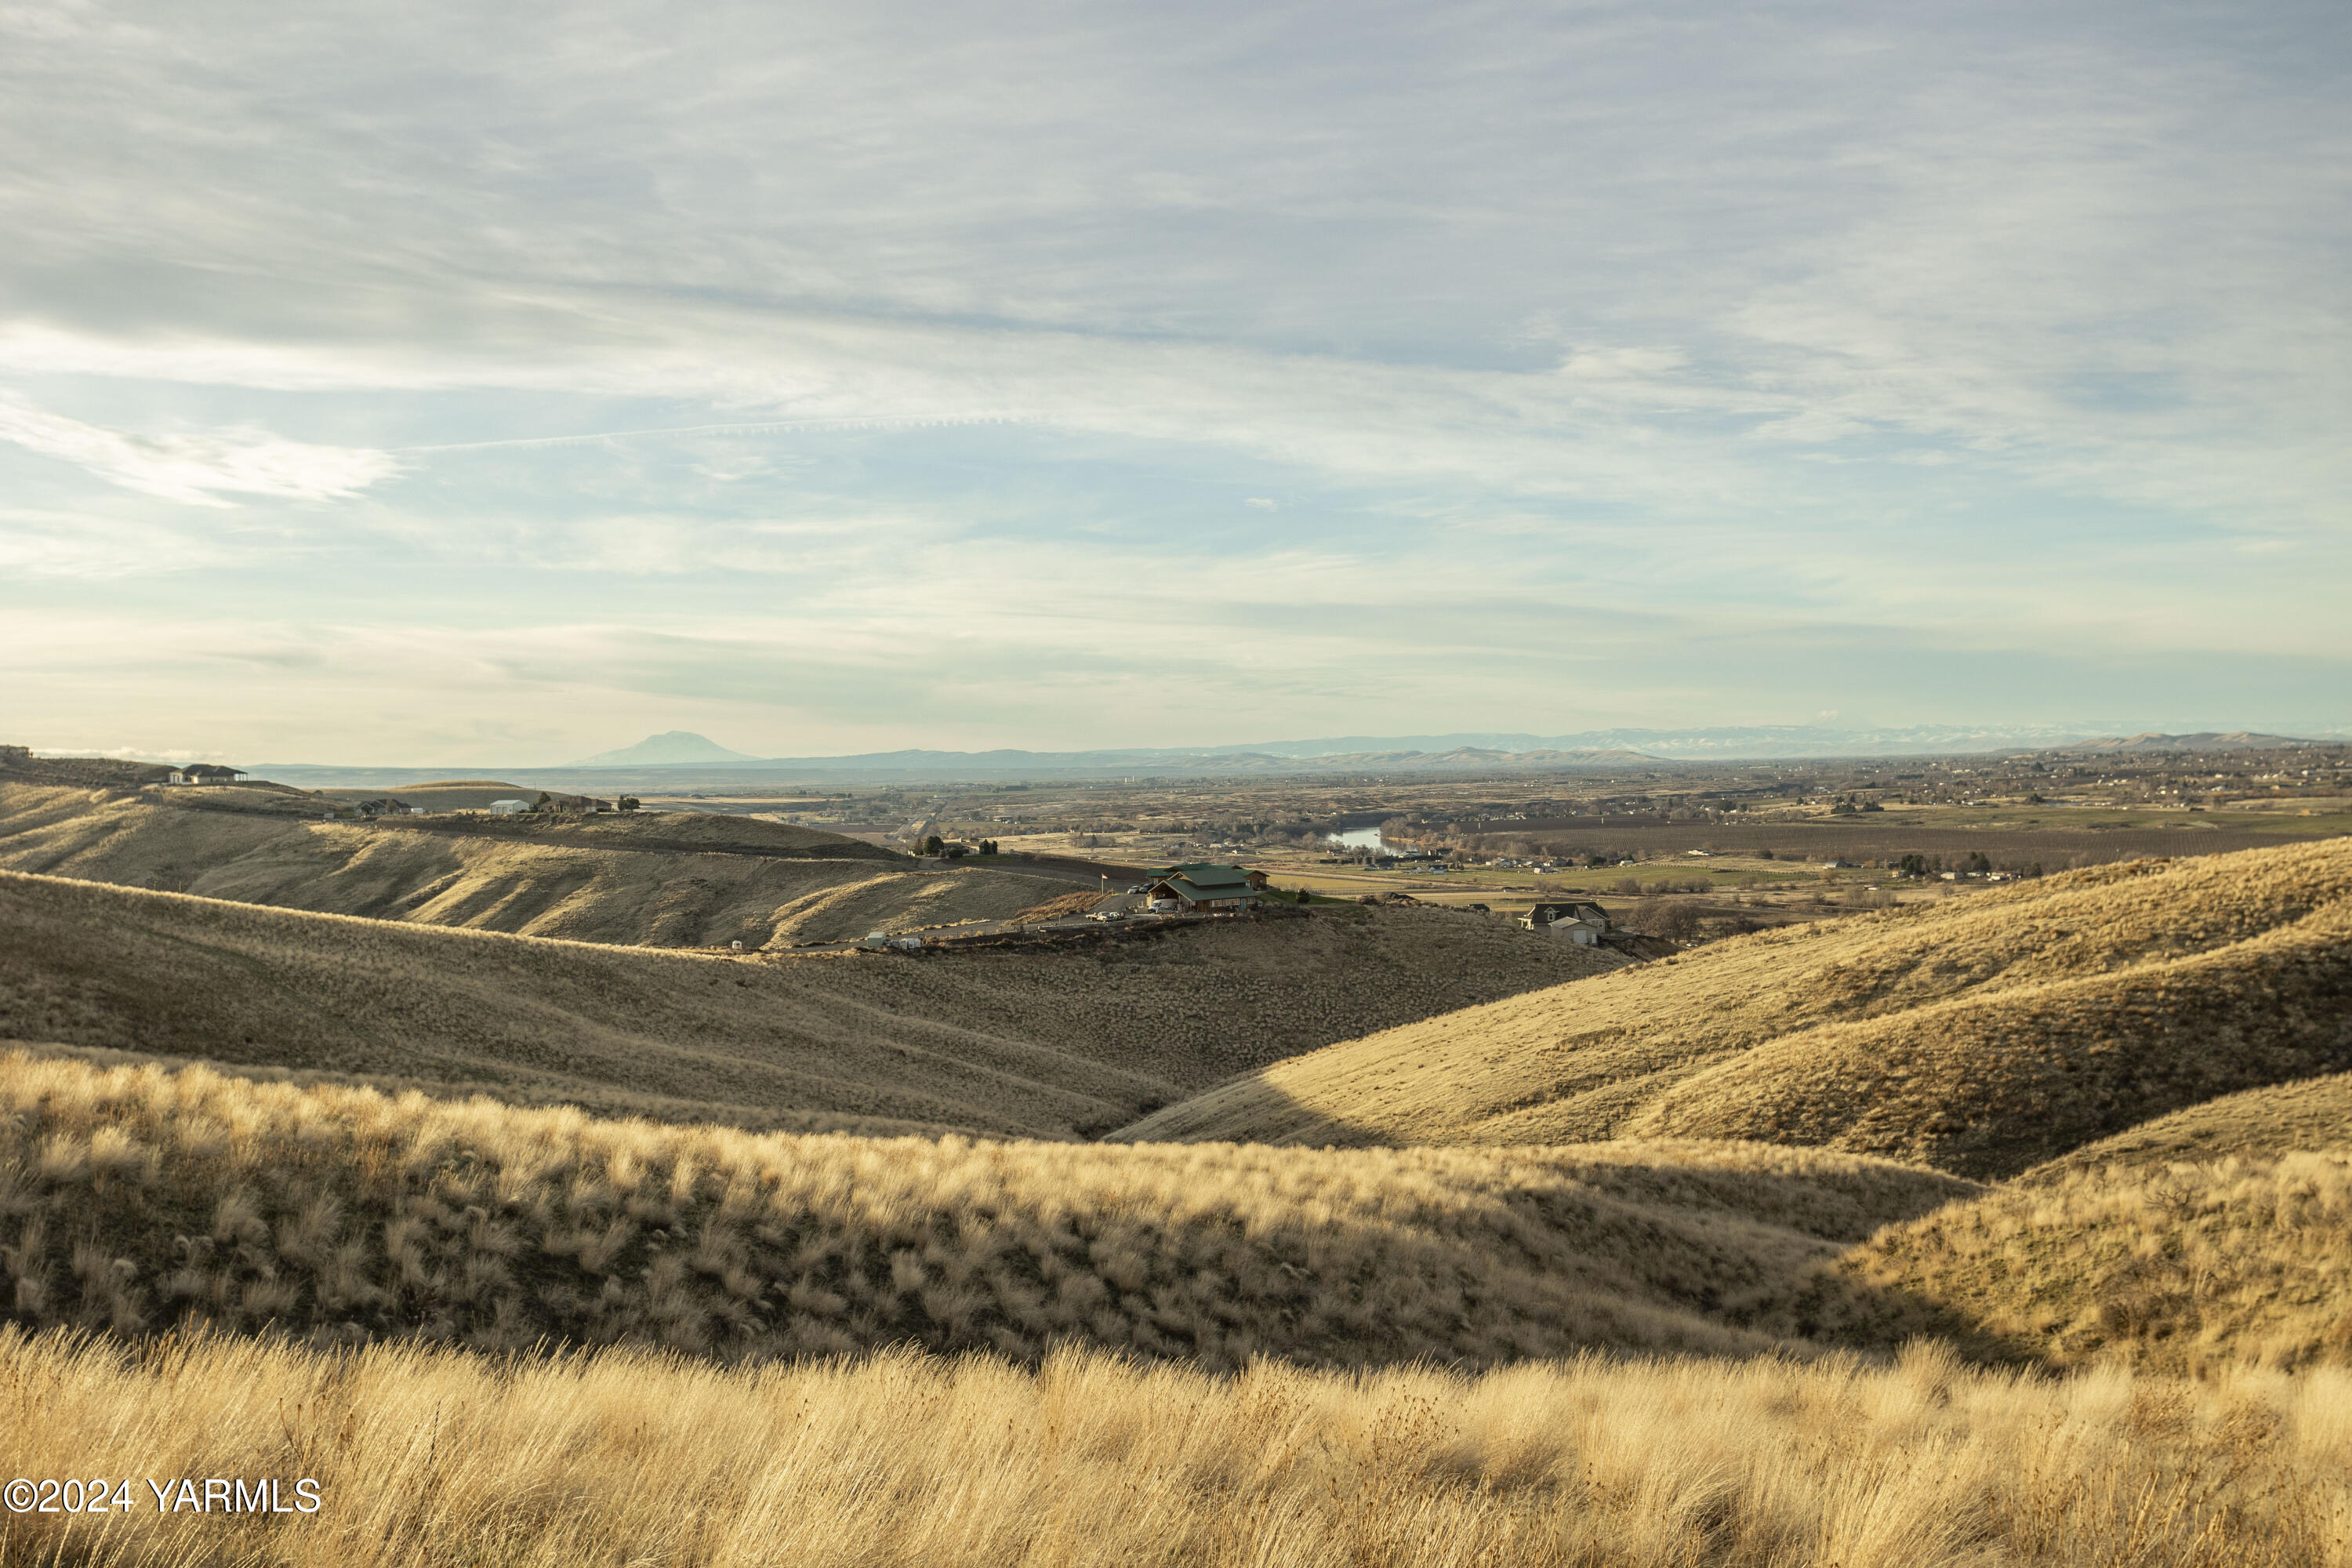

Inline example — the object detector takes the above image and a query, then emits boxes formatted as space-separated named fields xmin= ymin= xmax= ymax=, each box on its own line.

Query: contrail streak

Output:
xmin=394 ymin=413 xmax=1019 ymax=454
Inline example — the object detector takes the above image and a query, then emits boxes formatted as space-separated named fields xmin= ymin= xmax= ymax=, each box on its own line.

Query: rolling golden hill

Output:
xmin=0 ymin=869 xmax=1618 ymax=1139
xmin=0 ymin=780 xmax=1073 ymax=946
xmin=2 ymin=797 xmax=2346 ymax=1564
xmin=0 ymin=1049 xmax=1978 ymax=1367
xmin=2017 ymin=1069 xmax=2352 ymax=1180
xmin=1115 ymin=838 xmax=2352 ymax=1178
xmin=1846 ymin=1145 xmax=2352 ymax=1374
xmin=1822 ymin=1057 xmax=2352 ymax=1375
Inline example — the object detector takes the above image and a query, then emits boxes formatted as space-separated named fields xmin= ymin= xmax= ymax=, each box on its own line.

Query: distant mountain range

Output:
xmin=1217 ymin=726 xmax=2116 ymax=760
xmin=238 ymin=725 xmax=2334 ymax=789
xmin=2056 ymin=731 xmax=2314 ymax=753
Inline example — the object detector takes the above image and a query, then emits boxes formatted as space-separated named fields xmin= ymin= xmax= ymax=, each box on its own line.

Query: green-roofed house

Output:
xmin=1142 ymin=862 xmax=1270 ymax=913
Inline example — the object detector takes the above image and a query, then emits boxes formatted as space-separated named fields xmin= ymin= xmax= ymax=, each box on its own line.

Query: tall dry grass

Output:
xmin=1853 ymin=1147 xmax=2352 ymax=1374
xmin=2024 ymin=1070 xmax=2352 ymax=1180
xmin=2 ymin=1330 xmax=2347 ymax=1567
xmin=0 ymin=1051 xmax=1980 ymax=1367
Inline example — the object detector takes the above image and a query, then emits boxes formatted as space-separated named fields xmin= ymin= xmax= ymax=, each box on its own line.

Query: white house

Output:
xmin=1520 ymin=900 xmax=1610 ymax=945
xmin=488 ymin=799 xmax=532 ymax=816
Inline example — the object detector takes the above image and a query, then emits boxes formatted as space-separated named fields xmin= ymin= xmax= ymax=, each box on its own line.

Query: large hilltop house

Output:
xmin=166 ymin=764 xmax=245 ymax=786
xmin=1142 ymin=863 xmax=1270 ymax=913
xmin=1521 ymin=900 xmax=1610 ymax=946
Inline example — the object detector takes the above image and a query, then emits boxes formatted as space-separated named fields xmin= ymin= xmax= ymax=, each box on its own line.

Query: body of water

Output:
xmin=1326 ymin=828 xmax=1396 ymax=853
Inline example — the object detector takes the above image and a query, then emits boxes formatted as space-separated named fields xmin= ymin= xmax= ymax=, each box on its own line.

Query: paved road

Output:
xmin=1000 ymin=851 xmax=1152 ymax=887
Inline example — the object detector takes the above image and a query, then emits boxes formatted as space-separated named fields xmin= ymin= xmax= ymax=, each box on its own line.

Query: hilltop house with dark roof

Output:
xmin=166 ymin=764 xmax=245 ymax=786
xmin=1142 ymin=862 xmax=1269 ymax=912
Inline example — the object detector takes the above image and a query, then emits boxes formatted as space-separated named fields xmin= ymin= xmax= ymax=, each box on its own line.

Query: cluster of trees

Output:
xmin=921 ymin=837 xmax=1001 ymax=858
xmin=1630 ymin=897 xmax=1704 ymax=940
xmin=1891 ymin=851 xmax=2020 ymax=879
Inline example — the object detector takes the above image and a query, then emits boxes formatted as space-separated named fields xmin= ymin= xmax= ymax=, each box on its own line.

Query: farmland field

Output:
xmin=1442 ymin=816 xmax=2345 ymax=869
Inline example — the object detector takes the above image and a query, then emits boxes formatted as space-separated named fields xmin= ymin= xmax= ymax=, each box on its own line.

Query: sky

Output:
xmin=2 ymin=0 xmax=2347 ymax=765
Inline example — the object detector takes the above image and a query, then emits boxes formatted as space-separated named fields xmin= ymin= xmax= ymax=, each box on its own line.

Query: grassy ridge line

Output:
xmin=4 ymin=1331 xmax=2347 ymax=1568
xmin=1118 ymin=840 xmax=2352 ymax=1177
xmin=0 ymin=869 xmax=1160 ymax=1138
xmin=0 ymin=869 xmax=1624 ymax=1139
xmin=1619 ymin=896 xmax=2352 ymax=1175
xmin=0 ymin=1051 xmax=1983 ymax=1367
xmin=1850 ymin=1147 xmax=2352 ymax=1374
xmin=10 ymin=1040 xmax=967 ymax=1138
xmin=0 ymin=782 xmax=1063 ymax=947
xmin=2020 ymin=1071 xmax=2352 ymax=1180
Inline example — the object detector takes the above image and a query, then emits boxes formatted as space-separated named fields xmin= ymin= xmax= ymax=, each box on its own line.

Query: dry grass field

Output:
xmin=0 ymin=869 xmax=1617 ymax=1139
xmin=2021 ymin=1071 xmax=2352 ymax=1179
xmin=0 ymin=1050 xmax=1987 ymax=1365
xmin=0 ymin=782 xmax=1073 ymax=947
xmin=1119 ymin=840 xmax=2352 ymax=1178
xmin=1450 ymin=817 xmax=2340 ymax=870
xmin=7 ymin=794 xmax=2351 ymax=1563
xmin=1849 ymin=1147 xmax=2352 ymax=1374
xmin=0 ymin=1335 xmax=2345 ymax=1568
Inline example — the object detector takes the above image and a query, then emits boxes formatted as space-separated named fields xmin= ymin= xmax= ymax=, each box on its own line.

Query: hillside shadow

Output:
xmin=1108 ymin=1078 xmax=2031 ymax=1368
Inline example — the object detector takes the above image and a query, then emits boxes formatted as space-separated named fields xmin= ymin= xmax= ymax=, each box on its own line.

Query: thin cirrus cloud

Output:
xmin=0 ymin=0 xmax=2345 ymax=759
xmin=0 ymin=394 xmax=397 ymax=507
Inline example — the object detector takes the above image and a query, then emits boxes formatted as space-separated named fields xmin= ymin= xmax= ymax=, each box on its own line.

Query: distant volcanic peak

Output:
xmin=568 ymin=731 xmax=758 ymax=767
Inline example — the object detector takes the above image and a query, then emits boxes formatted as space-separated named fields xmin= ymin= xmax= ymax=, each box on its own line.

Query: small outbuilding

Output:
xmin=488 ymin=798 xmax=532 ymax=816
